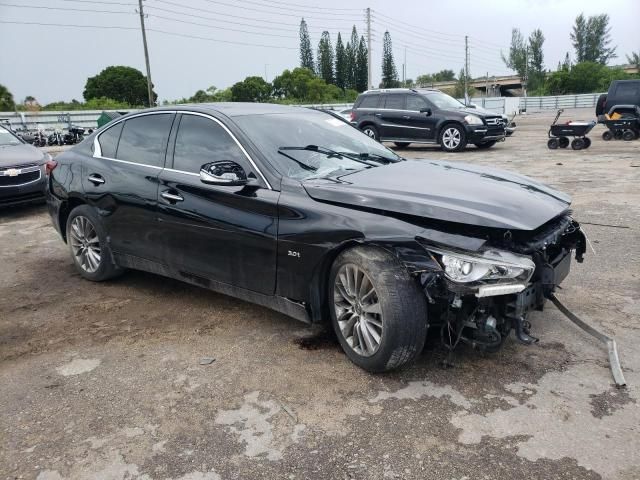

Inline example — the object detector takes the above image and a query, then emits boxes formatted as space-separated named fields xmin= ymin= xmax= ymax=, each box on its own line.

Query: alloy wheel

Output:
xmin=364 ymin=128 xmax=376 ymax=139
xmin=442 ymin=127 xmax=461 ymax=149
xmin=69 ymin=216 xmax=101 ymax=273
xmin=333 ymin=264 xmax=383 ymax=357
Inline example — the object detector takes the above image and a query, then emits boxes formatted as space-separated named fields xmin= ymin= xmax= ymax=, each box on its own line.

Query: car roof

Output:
xmin=361 ymin=88 xmax=441 ymax=95
xmin=172 ymin=102 xmax=310 ymax=117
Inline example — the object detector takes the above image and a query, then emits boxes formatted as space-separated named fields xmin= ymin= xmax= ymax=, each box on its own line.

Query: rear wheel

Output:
xmin=602 ymin=130 xmax=613 ymax=141
xmin=571 ymin=138 xmax=585 ymax=150
xmin=474 ymin=140 xmax=497 ymax=149
xmin=393 ymin=142 xmax=410 ymax=148
xmin=329 ymin=246 xmax=428 ymax=372
xmin=439 ymin=124 xmax=467 ymax=152
xmin=583 ymin=137 xmax=591 ymax=149
xmin=66 ymin=205 xmax=123 ymax=282
xmin=622 ymin=130 xmax=635 ymax=141
xmin=361 ymin=125 xmax=379 ymax=141
xmin=547 ymin=138 xmax=559 ymax=149
xmin=558 ymin=137 xmax=570 ymax=148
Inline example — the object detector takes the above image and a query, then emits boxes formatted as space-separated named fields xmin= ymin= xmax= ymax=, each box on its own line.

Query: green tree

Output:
xmin=335 ymin=33 xmax=347 ymax=90
xmin=381 ymin=31 xmax=399 ymax=88
xmin=501 ymin=28 xmax=527 ymax=79
xmin=84 ymin=66 xmax=155 ymax=106
xmin=299 ymin=18 xmax=315 ymax=73
xmin=415 ymin=70 xmax=456 ymax=86
xmin=0 ymin=84 xmax=15 ymax=110
xmin=355 ymin=36 xmax=369 ymax=91
xmin=271 ymin=67 xmax=355 ymax=103
xmin=346 ymin=26 xmax=359 ymax=90
xmin=571 ymin=13 xmax=616 ymax=64
xmin=230 ymin=76 xmax=272 ymax=102
xmin=626 ymin=51 xmax=640 ymax=70
xmin=317 ymin=31 xmax=334 ymax=85
xmin=545 ymin=62 xmax=630 ymax=95
xmin=453 ymin=68 xmax=468 ymax=98
xmin=527 ymin=29 xmax=545 ymax=91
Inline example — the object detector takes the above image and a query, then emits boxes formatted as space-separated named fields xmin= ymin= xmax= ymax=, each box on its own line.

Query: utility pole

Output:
xmin=138 ymin=0 xmax=154 ymax=107
xmin=464 ymin=35 xmax=469 ymax=104
xmin=403 ymin=47 xmax=406 ymax=87
xmin=366 ymin=8 xmax=372 ymax=90
xmin=485 ymin=72 xmax=488 ymax=98
xmin=523 ymin=45 xmax=529 ymax=100
xmin=264 ymin=64 xmax=269 ymax=83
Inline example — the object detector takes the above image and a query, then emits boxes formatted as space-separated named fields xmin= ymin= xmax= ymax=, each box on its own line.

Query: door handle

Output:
xmin=161 ymin=191 xmax=184 ymax=203
xmin=402 ymin=115 xmax=411 ymax=119
xmin=374 ymin=113 xmax=382 ymax=117
xmin=87 ymin=174 xmax=105 ymax=185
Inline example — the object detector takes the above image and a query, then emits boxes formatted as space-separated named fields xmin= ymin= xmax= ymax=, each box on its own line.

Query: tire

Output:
xmin=328 ymin=246 xmax=428 ymax=373
xmin=439 ymin=124 xmax=467 ymax=152
xmin=622 ymin=130 xmax=635 ymax=141
xmin=583 ymin=137 xmax=591 ymax=149
xmin=547 ymin=138 xmax=559 ymax=149
xmin=361 ymin=125 xmax=379 ymax=141
xmin=66 ymin=205 xmax=123 ymax=282
xmin=571 ymin=138 xmax=585 ymax=150
xmin=558 ymin=137 xmax=570 ymax=148
xmin=602 ymin=130 xmax=613 ymax=141
xmin=474 ymin=140 xmax=497 ymax=149
xmin=393 ymin=142 xmax=410 ymax=148
xmin=614 ymin=130 xmax=624 ymax=140
xmin=595 ymin=94 xmax=607 ymax=116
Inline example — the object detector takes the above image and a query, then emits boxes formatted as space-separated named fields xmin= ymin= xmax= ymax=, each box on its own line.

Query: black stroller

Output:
xmin=547 ymin=109 xmax=596 ymax=150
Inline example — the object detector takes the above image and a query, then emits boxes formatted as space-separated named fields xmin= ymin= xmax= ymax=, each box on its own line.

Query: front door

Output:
xmin=83 ymin=112 xmax=175 ymax=262
xmin=400 ymin=94 xmax=438 ymax=141
xmin=157 ymin=113 xmax=279 ymax=295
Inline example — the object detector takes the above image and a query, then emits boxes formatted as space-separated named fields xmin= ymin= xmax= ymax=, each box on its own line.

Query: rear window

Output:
xmin=97 ymin=122 xmax=123 ymax=158
xmin=358 ymin=95 xmax=380 ymax=109
xmin=383 ymin=94 xmax=405 ymax=110
xmin=116 ymin=114 xmax=173 ymax=167
xmin=614 ymin=83 xmax=639 ymax=97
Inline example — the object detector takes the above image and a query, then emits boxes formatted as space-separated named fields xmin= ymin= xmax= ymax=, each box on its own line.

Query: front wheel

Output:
xmin=474 ymin=140 xmax=497 ymax=149
xmin=394 ymin=142 xmax=410 ymax=148
xmin=329 ymin=246 xmax=428 ymax=372
xmin=361 ymin=125 xmax=379 ymax=141
xmin=622 ymin=130 xmax=635 ymax=141
xmin=602 ymin=130 xmax=613 ymax=141
xmin=439 ymin=124 xmax=467 ymax=152
xmin=66 ymin=205 xmax=123 ymax=282
xmin=571 ymin=138 xmax=585 ymax=150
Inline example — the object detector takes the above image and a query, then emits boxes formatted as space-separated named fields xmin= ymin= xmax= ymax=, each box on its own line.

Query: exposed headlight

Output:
xmin=464 ymin=115 xmax=483 ymax=125
xmin=429 ymin=247 xmax=535 ymax=285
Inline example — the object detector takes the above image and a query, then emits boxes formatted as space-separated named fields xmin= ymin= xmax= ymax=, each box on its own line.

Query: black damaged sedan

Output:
xmin=47 ymin=104 xmax=586 ymax=372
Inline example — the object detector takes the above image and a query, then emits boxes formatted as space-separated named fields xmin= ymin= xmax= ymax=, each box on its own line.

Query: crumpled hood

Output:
xmin=0 ymin=143 xmax=47 ymax=167
xmin=303 ymin=160 xmax=571 ymax=230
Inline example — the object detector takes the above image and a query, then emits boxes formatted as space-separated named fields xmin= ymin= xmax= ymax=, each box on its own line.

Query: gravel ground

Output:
xmin=1 ymin=109 xmax=639 ymax=480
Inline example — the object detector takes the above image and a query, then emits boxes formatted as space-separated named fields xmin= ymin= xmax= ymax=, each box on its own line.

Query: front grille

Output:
xmin=485 ymin=117 xmax=504 ymax=126
xmin=0 ymin=169 xmax=41 ymax=186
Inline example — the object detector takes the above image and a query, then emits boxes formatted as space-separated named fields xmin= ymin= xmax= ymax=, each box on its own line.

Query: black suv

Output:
xmin=351 ymin=88 xmax=506 ymax=152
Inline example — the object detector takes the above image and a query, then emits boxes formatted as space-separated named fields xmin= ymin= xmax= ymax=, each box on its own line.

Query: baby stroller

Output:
xmin=547 ymin=109 xmax=596 ymax=150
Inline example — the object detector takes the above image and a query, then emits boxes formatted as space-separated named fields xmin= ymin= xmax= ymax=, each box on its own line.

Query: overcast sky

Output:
xmin=0 ymin=0 xmax=638 ymax=104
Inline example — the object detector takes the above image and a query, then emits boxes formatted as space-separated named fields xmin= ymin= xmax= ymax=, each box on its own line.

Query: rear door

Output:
xmin=157 ymin=112 xmax=279 ymax=294
xmin=84 ymin=112 xmax=174 ymax=262
xmin=377 ymin=94 xmax=407 ymax=139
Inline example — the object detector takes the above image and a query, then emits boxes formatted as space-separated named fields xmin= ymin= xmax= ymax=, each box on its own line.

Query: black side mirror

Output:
xmin=200 ymin=160 xmax=248 ymax=186
xmin=420 ymin=107 xmax=432 ymax=116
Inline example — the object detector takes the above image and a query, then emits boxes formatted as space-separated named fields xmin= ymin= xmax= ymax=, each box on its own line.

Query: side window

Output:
xmin=384 ymin=94 xmax=405 ymax=110
xmin=406 ymin=95 xmax=428 ymax=112
xmin=173 ymin=114 xmax=248 ymax=173
xmin=116 ymin=114 xmax=174 ymax=167
xmin=97 ymin=122 xmax=123 ymax=158
xmin=358 ymin=95 xmax=380 ymax=109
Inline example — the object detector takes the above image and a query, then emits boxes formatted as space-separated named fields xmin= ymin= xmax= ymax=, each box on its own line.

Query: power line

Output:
xmin=188 ymin=0 xmax=362 ymax=21
xmin=152 ymin=0 xmax=362 ymax=29
xmin=372 ymin=11 xmax=462 ymax=39
xmin=0 ymin=2 xmax=132 ymax=15
xmin=0 ymin=19 xmax=299 ymax=49
xmin=57 ymin=0 xmax=135 ymax=5
xmin=200 ymin=0 xmax=362 ymax=15
xmin=145 ymin=4 xmax=331 ymax=35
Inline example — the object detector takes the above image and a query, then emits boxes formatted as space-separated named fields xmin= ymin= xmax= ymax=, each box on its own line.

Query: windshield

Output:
xmin=0 ymin=126 xmax=22 ymax=146
xmin=234 ymin=110 xmax=401 ymax=180
xmin=425 ymin=92 xmax=466 ymax=110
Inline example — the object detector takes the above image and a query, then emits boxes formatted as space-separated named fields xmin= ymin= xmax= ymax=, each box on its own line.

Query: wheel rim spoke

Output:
xmin=71 ymin=216 xmax=101 ymax=273
xmin=333 ymin=263 xmax=383 ymax=357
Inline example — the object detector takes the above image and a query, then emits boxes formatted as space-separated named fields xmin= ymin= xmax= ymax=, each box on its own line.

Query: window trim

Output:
xmin=166 ymin=111 xmax=271 ymax=189
xmin=93 ymin=110 xmax=271 ymax=189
